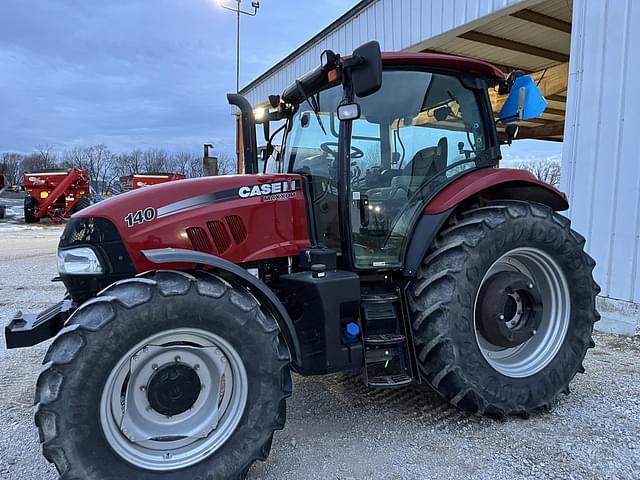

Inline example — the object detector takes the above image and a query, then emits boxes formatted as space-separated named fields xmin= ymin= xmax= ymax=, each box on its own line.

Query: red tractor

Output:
xmin=120 ymin=172 xmax=186 ymax=192
xmin=6 ymin=42 xmax=598 ymax=479
xmin=23 ymin=168 xmax=91 ymax=223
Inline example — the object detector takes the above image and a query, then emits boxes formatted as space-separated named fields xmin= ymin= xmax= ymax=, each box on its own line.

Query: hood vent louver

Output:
xmin=186 ymin=227 xmax=212 ymax=253
xmin=225 ymin=215 xmax=247 ymax=245
xmin=207 ymin=220 xmax=232 ymax=254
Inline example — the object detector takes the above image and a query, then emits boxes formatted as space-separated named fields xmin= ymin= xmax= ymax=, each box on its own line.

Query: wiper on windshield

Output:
xmin=296 ymin=80 xmax=327 ymax=135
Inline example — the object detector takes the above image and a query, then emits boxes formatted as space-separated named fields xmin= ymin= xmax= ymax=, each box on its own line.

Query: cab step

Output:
xmin=364 ymin=333 xmax=406 ymax=345
xmin=361 ymin=291 xmax=414 ymax=389
xmin=368 ymin=373 xmax=413 ymax=388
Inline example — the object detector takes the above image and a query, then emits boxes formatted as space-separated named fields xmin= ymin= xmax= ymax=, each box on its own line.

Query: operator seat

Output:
xmin=386 ymin=136 xmax=448 ymax=199
xmin=404 ymin=136 xmax=448 ymax=194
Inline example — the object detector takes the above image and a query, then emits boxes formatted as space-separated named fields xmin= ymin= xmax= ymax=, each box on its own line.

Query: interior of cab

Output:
xmin=284 ymin=69 xmax=488 ymax=268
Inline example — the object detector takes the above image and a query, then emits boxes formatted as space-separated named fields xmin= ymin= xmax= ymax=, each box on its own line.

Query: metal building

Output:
xmin=241 ymin=0 xmax=640 ymax=335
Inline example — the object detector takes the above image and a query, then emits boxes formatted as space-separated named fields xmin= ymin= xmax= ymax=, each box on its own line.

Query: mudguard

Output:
xmin=142 ymin=248 xmax=302 ymax=368
xmin=424 ymin=168 xmax=569 ymax=214
xmin=403 ymin=168 xmax=569 ymax=277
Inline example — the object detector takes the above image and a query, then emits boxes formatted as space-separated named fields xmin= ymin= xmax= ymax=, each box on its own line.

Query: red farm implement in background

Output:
xmin=23 ymin=168 xmax=91 ymax=223
xmin=119 ymin=173 xmax=186 ymax=192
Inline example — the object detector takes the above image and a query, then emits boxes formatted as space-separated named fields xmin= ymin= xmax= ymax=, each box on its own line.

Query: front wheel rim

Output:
xmin=474 ymin=247 xmax=571 ymax=378
xmin=100 ymin=328 xmax=248 ymax=471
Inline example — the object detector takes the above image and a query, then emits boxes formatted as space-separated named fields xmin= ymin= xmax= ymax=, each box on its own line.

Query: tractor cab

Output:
xmin=284 ymin=63 xmax=497 ymax=270
xmin=239 ymin=42 xmax=509 ymax=273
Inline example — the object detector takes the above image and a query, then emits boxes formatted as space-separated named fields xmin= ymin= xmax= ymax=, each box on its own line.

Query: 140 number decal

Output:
xmin=125 ymin=207 xmax=156 ymax=227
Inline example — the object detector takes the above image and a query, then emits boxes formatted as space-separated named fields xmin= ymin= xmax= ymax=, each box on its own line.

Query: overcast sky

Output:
xmin=0 ymin=0 xmax=561 ymax=161
xmin=0 ymin=0 xmax=359 ymax=154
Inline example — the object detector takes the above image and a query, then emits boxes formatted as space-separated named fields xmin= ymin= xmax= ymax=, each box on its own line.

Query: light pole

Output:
xmin=218 ymin=0 xmax=260 ymax=93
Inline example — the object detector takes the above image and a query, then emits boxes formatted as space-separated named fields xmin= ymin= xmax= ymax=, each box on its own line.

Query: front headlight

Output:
xmin=57 ymin=247 xmax=103 ymax=275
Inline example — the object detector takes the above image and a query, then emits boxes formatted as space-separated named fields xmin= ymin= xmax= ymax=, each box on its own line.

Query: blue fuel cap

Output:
xmin=345 ymin=322 xmax=360 ymax=337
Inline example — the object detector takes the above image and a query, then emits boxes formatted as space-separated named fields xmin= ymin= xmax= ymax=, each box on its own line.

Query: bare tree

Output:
xmin=21 ymin=145 xmax=60 ymax=172
xmin=142 ymin=148 xmax=169 ymax=173
xmin=34 ymin=144 xmax=59 ymax=167
xmin=63 ymin=145 xmax=117 ymax=194
xmin=168 ymin=152 xmax=197 ymax=177
xmin=0 ymin=152 xmax=24 ymax=185
xmin=113 ymin=149 xmax=144 ymax=177
xmin=216 ymin=151 xmax=236 ymax=175
xmin=519 ymin=159 xmax=561 ymax=187
xmin=1 ymin=145 xmax=239 ymax=190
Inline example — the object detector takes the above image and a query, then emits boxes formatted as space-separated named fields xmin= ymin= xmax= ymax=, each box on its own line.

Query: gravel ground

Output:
xmin=0 ymin=227 xmax=639 ymax=480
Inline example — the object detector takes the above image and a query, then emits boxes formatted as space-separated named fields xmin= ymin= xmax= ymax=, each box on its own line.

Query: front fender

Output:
xmin=142 ymin=248 xmax=302 ymax=368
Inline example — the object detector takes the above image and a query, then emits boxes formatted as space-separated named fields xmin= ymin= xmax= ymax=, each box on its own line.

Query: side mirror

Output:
xmin=498 ymin=75 xmax=548 ymax=123
xmin=337 ymin=103 xmax=361 ymax=121
xmin=350 ymin=41 xmax=382 ymax=98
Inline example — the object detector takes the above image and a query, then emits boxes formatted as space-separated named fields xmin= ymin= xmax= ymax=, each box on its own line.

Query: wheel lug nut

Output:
xmin=152 ymin=364 xmax=158 ymax=370
xmin=140 ymin=386 xmax=146 ymax=392
xmin=175 ymin=356 xmax=181 ymax=363
xmin=528 ymin=283 xmax=534 ymax=289
xmin=194 ymin=364 xmax=200 ymax=371
xmin=499 ymin=314 xmax=505 ymax=320
xmin=146 ymin=405 xmax=152 ymax=412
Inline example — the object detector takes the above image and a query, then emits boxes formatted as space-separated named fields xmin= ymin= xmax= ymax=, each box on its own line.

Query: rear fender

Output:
xmin=403 ymin=168 xmax=568 ymax=277
xmin=142 ymin=248 xmax=302 ymax=368
xmin=424 ymin=168 xmax=568 ymax=214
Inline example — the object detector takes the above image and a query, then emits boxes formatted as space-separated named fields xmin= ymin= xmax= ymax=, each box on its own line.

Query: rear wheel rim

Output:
xmin=473 ymin=247 xmax=571 ymax=378
xmin=100 ymin=328 xmax=248 ymax=471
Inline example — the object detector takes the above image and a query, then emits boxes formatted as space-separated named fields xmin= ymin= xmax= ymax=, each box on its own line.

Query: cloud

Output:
xmin=0 ymin=0 xmax=360 ymax=153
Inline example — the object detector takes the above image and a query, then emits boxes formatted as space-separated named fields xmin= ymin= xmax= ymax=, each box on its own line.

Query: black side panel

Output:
xmin=403 ymin=210 xmax=453 ymax=277
xmin=275 ymin=270 xmax=362 ymax=375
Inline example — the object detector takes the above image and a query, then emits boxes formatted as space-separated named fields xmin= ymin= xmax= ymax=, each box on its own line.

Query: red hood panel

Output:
xmin=76 ymin=174 xmax=311 ymax=271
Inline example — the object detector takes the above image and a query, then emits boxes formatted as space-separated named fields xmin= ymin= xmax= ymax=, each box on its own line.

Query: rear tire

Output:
xmin=35 ymin=270 xmax=291 ymax=479
xmin=24 ymin=196 xmax=40 ymax=223
xmin=408 ymin=201 xmax=599 ymax=418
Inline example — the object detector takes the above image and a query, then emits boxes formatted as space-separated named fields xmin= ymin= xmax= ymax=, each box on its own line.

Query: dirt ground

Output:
xmin=0 ymin=224 xmax=638 ymax=480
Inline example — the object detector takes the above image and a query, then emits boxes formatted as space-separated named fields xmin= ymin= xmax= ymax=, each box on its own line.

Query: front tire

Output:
xmin=35 ymin=270 xmax=291 ymax=479
xmin=408 ymin=201 xmax=600 ymax=418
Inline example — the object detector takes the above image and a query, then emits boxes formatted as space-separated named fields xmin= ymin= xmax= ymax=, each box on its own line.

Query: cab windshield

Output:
xmin=285 ymin=69 xmax=490 ymax=268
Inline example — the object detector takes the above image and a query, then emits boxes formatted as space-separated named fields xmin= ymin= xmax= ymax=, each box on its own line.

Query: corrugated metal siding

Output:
xmin=562 ymin=0 xmax=640 ymax=303
xmin=242 ymin=0 xmax=530 ymax=105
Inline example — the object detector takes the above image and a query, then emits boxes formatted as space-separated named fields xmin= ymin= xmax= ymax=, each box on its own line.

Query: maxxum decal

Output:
xmin=153 ymin=179 xmax=300 ymax=220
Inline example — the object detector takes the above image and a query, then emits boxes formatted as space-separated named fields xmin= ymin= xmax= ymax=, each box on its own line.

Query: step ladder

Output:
xmin=361 ymin=292 xmax=414 ymax=388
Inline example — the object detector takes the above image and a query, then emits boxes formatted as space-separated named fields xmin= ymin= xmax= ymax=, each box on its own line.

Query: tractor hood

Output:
xmin=73 ymin=174 xmax=311 ymax=271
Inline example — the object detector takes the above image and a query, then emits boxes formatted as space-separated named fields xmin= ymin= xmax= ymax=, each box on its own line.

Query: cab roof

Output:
xmin=381 ymin=52 xmax=506 ymax=80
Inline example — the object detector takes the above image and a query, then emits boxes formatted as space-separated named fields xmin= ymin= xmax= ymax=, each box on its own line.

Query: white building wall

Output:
xmin=242 ymin=0 xmax=530 ymax=105
xmin=562 ymin=0 xmax=640 ymax=334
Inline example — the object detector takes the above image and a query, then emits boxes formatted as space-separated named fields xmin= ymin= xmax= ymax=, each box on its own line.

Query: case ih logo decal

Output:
xmin=238 ymin=180 xmax=299 ymax=201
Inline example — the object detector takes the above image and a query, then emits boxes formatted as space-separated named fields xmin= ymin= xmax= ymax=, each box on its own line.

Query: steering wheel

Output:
xmin=320 ymin=142 xmax=364 ymax=159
